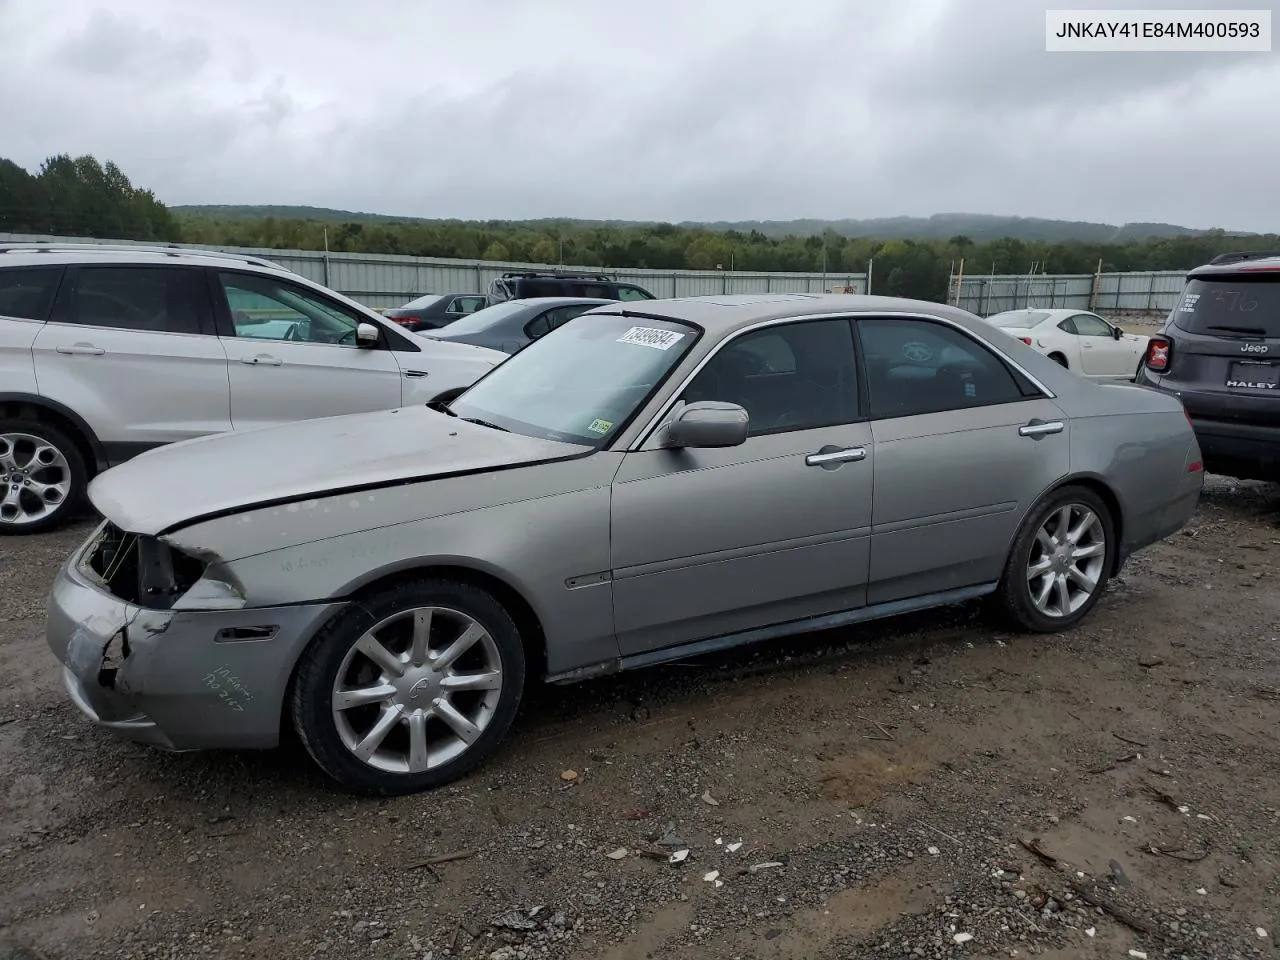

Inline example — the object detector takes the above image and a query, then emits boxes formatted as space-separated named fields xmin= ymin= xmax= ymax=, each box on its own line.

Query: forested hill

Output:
xmin=171 ymin=205 xmax=1228 ymax=245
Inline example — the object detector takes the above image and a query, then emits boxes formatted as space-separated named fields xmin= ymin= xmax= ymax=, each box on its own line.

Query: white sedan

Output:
xmin=985 ymin=308 xmax=1149 ymax=382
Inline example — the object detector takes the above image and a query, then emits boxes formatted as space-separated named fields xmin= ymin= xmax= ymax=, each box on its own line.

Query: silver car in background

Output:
xmin=46 ymin=294 xmax=1204 ymax=795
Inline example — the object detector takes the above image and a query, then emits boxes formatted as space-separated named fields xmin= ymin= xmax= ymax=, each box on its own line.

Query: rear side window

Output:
xmin=51 ymin=266 xmax=209 ymax=335
xmin=617 ymin=284 xmax=655 ymax=301
xmin=0 ymin=267 xmax=62 ymax=321
xmin=1173 ymin=277 xmax=1280 ymax=338
xmin=858 ymin=317 xmax=1035 ymax=419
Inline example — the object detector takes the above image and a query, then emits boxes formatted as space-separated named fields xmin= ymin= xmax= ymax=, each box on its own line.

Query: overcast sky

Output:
xmin=1 ymin=0 xmax=1276 ymax=230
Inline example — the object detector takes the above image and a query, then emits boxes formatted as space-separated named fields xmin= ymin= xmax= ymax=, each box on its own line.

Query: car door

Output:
xmin=857 ymin=315 xmax=1070 ymax=605
xmin=1070 ymin=312 xmax=1132 ymax=378
xmin=30 ymin=264 xmax=231 ymax=457
xmin=610 ymin=316 xmax=873 ymax=656
xmin=213 ymin=270 xmax=404 ymax=431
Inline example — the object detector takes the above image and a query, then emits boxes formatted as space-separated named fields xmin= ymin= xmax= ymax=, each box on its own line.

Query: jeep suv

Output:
xmin=0 ymin=243 xmax=508 ymax=534
xmin=486 ymin=271 xmax=655 ymax=305
xmin=1135 ymin=251 xmax=1280 ymax=482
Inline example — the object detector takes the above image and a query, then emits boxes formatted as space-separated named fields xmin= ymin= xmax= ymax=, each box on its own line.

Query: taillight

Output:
xmin=1145 ymin=337 xmax=1171 ymax=371
xmin=391 ymin=315 xmax=418 ymax=327
xmin=1017 ymin=336 xmax=1033 ymax=346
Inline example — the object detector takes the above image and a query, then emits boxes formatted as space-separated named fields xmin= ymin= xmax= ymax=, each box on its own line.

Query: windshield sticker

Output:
xmin=1179 ymin=293 xmax=1200 ymax=312
xmin=618 ymin=326 xmax=685 ymax=350
xmin=587 ymin=418 xmax=613 ymax=435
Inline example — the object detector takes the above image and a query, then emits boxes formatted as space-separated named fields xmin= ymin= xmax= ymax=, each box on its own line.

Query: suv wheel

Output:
xmin=0 ymin=420 xmax=87 ymax=535
xmin=291 ymin=578 xmax=526 ymax=795
xmin=993 ymin=484 xmax=1115 ymax=632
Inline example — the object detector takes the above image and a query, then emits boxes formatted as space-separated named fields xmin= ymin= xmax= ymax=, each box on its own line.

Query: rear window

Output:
xmin=1172 ymin=276 xmax=1280 ymax=338
xmin=0 ymin=267 xmax=62 ymax=321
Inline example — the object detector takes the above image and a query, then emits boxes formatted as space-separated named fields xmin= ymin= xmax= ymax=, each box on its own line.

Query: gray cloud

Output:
xmin=0 ymin=0 xmax=1276 ymax=231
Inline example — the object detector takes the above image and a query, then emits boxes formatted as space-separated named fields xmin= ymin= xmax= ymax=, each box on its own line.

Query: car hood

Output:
xmin=410 ymin=334 xmax=507 ymax=364
xmin=88 ymin=406 xmax=584 ymax=537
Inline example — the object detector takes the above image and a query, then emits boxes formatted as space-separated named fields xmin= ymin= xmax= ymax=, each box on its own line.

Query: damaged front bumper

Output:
xmin=46 ymin=522 xmax=345 ymax=752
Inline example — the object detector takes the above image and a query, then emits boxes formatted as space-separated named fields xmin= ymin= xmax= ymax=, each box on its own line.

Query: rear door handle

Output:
xmin=1019 ymin=420 xmax=1064 ymax=438
xmin=55 ymin=342 xmax=105 ymax=356
xmin=240 ymin=354 xmax=283 ymax=366
xmin=805 ymin=446 xmax=866 ymax=467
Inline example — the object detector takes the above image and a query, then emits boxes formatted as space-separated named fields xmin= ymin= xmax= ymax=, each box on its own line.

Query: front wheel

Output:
xmin=993 ymin=485 xmax=1115 ymax=632
xmin=291 ymin=578 xmax=526 ymax=795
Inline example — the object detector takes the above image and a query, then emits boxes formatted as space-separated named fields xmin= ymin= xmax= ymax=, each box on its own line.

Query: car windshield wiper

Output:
xmin=427 ymin=399 xmax=458 ymax=416
xmin=1206 ymin=324 xmax=1269 ymax=335
xmin=460 ymin=416 xmax=509 ymax=433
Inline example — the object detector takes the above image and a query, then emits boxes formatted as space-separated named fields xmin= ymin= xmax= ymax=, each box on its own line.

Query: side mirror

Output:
xmin=663 ymin=401 xmax=749 ymax=449
xmin=1112 ymin=325 xmax=1123 ymax=340
xmin=356 ymin=322 xmax=380 ymax=347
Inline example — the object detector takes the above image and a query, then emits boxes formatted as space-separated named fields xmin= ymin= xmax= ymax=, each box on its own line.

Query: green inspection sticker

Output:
xmin=587 ymin=418 xmax=613 ymax=435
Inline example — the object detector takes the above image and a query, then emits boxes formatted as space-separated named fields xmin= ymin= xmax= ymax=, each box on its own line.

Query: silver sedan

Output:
xmin=47 ymin=294 xmax=1204 ymax=794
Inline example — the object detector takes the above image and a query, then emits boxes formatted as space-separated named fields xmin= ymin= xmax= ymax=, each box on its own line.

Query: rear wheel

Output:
xmin=291 ymin=578 xmax=526 ymax=795
xmin=0 ymin=420 xmax=87 ymax=535
xmin=993 ymin=485 xmax=1115 ymax=632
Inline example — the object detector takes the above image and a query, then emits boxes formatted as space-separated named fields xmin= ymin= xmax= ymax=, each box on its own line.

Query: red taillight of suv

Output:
xmin=1145 ymin=336 xmax=1172 ymax=371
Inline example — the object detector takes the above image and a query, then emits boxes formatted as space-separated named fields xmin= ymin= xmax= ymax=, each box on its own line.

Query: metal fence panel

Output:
xmin=0 ymin=233 xmax=867 ymax=308
xmin=954 ymin=269 xmax=1188 ymax=317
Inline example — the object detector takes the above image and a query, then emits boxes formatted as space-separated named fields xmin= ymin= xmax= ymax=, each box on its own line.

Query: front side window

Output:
xmin=449 ymin=313 xmax=697 ymax=445
xmin=1071 ymin=313 xmax=1114 ymax=337
xmin=0 ymin=267 xmax=62 ymax=321
xmin=219 ymin=272 xmax=365 ymax=346
xmin=52 ymin=266 xmax=207 ymax=335
xmin=679 ymin=319 xmax=859 ymax=436
xmin=859 ymin=317 xmax=1030 ymax=419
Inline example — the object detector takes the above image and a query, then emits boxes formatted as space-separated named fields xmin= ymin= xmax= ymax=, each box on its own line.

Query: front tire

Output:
xmin=993 ymin=485 xmax=1115 ymax=632
xmin=291 ymin=578 xmax=526 ymax=795
xmin=0 ymin=420 xmax=87 ymax=535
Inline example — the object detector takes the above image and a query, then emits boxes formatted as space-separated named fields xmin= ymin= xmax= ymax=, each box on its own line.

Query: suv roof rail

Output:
xmin=0 ymin=242 xmax=292 ymax=272
xmin=498 ymin=270 xmax=615 ymax=281
xmin=1206 ymin=250 xmax=1280 ymax=265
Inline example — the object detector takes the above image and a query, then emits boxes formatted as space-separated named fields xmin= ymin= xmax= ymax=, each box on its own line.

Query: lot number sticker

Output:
xmin=587 ymin=418 xmax=613 ymax=435
xmin=618 ymin=326 xmax=685 ymax=350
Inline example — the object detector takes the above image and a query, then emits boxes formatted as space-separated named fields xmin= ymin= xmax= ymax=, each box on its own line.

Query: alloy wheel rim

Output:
xmin=0 ymin=433 xmax=72 ymax=526
xmin=331 ymin=606 xmax=504 ymax=774
xmin=1026 ymin=503 xmax=1107 ymax=618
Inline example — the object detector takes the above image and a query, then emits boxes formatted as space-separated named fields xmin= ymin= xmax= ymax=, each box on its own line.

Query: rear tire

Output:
xmin=993 ymin=485 xmax=1115 ymax=632
xmin=0 ymin=419 xmax=87 ymax=535
xmin=291 ymin=578 xmax=526 ymax=796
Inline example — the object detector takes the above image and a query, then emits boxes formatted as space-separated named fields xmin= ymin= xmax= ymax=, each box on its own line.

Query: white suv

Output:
xmin=0 ymin=243 xmax=508 ymax=534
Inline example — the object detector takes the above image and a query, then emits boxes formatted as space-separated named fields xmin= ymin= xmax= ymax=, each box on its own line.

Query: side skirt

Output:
xmin=544 ymin=582 xmax=999 ymax=685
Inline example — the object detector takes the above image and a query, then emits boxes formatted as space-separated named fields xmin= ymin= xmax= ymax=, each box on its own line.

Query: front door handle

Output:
xmin=240 ymin=354 xmax=283 ymax=366
xmin=1019 ymin=420 xmax=1064 ymax=438
xmin=403 ymin=369 xmax=429 ymax=378
xmin=55 ymin=342 xmax=105 ymax=356
xmin=805 ymin=446 xmax=866 ymax=467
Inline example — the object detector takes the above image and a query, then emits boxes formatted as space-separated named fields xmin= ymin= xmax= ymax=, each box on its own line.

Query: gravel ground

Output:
xmin=1 ymin=476 xmax=1278 ymax=960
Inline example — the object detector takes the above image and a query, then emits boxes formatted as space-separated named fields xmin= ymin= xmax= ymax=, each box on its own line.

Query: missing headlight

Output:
xmin=83 ymin=523 xmax=209 ymax=609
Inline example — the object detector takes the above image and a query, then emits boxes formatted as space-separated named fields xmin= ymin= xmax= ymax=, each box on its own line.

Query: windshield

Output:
xmin=1172 ymin=276 xmax=1280 ymax=338
xmin=399 ymin=294 xmax=445 ymax=310
xmin=988 ymin=310 xmax=1049 ymax=328
xmin=449 ymin=312 xmax=698 ymax=445
xmin=433 ymin=300 xmax=529 ymax=336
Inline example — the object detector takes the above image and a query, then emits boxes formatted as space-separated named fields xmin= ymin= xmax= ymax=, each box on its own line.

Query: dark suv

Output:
xmin=486 ymin=271 xmax=655 ymax=304
xmin=1135 ymin=251 xmax=1280 ymax=481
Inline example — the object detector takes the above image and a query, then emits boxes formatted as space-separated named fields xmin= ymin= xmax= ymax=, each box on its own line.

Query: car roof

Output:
xmin=0 ymin=243 xmax=294 ymax=275
xmin=579 ymin=293 xmax=989 ymax=338
xmin=1189 ymin=257 xmax=1280 ymax=278
xmin=989 ymin=308 xmax=1075 ymax=321
xmin=505 ymin=296 xmax=618 ymax=308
